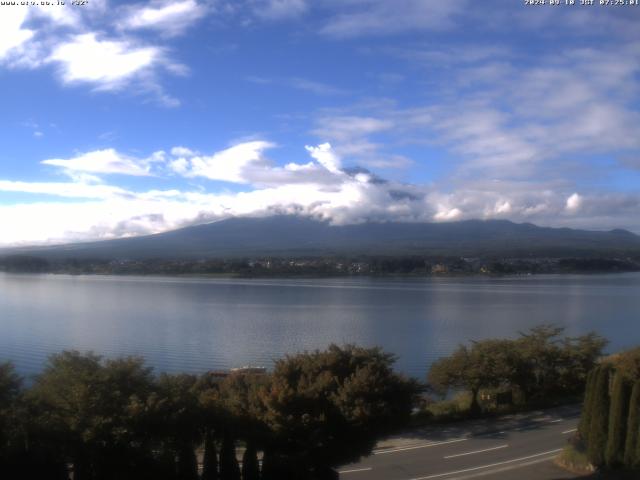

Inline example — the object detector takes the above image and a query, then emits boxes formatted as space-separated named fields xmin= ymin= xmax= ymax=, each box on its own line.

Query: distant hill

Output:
xmin=3 ymin=216 xmax=640 ymax=260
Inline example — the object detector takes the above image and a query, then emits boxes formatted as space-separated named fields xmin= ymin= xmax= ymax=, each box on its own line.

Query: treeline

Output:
xmin=1 ymin=254 xmax=639 ymax=276
xmin=0 ymin=345 xmax=420 ymax=480
xmin=576 ymin=348 xmax=640 ymax=471
xmin=428 ymin=326 xmax=607 ymax=416
xmin=0 ymin=328 xmax=611 ymax=479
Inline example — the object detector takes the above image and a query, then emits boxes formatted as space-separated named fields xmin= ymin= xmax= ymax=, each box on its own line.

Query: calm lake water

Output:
xmin=1 ymin=272 xmax=639 ymax=379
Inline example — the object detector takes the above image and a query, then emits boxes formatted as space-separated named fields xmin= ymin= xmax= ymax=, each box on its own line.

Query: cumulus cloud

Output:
xmin=168 ymin=141 xmax=347 ymax=186
xmin=305 ymin=143 xmax=342 ymax=175
xmin=49 ymin=34 xmax=161 ymax=89
xmin=169 ymin=141 xmax=276 ymax=183
xmin=2 ymin=140 xmax=640 ymax=247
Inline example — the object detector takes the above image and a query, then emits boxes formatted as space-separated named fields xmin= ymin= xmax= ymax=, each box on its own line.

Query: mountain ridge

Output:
xmin=2 ymin=216 xmax=640 ymax=260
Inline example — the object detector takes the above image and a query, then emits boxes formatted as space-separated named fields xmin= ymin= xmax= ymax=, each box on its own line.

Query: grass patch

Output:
xmin=555 ymin=443 xmax=594 ymax=475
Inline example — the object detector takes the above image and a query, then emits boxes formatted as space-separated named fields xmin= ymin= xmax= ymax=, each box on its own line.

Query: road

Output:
xmin=339 ymin=405 xmax=582 ymax=480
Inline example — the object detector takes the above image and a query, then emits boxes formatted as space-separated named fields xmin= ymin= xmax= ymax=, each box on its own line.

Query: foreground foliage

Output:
xmin=428 ymin=326 xmax=606 ymax=416
xmin=0 ymin=345 xmax=420 ymax=480
xmin=578 ymin=348 xmax=640 ymax=471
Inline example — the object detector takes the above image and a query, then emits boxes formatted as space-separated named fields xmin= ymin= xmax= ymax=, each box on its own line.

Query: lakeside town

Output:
xmin=1 ymin=254 xmax=639 ymax=277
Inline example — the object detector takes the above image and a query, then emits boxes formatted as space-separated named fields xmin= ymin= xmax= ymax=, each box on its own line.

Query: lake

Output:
xmin=1 ymin=272 xmax=639 ymax=379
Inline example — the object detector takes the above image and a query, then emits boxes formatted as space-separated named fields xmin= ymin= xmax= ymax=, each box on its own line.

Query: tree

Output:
xmin=27 ymin=351 xmax=155 ymax=480
xmin=144 ymin=373 xmax=203 ymax=480
xmin=513 ymin=325 xmax=564 ymax=399
xmin=624 ymin=381 xmax=640 ymax=468
xmin=578 ymin=368 xmax=597 ymax=441
xmin=587 ymin=365 xmax=612 ymax=467
xmin=241 ymin=443 xmax=260 ymax=480
xmin=559 ymin=333 xmax=608 ymax=394
xmin=260 ymin=345 xmax=421 ymax=476
xmin=219 ymin=433 xmax=241 ymax=480
xmin=201 ymin=430 xmax=219 ymax=480
xmin=605 ymin=372 xmax=630 ymax=467
xmin=612 ymin=347 xmax=640 ymax=382
xmin=176 ymin=443 xmax=199 ymax=480
xmin=429 ymin=340 xmax=517 ymax=415
xmin=0 ymin=362 xmax=27 ymax=475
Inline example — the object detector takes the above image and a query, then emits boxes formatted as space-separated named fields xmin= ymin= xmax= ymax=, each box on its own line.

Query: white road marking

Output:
xmin=437 ymin=455 xmax=561 ymax=480
xmin=338 ymin=467 xmax=373 ymax=474
xmin=374 ymin=438 xmax=468 ymax=455
xmin=562 ymin=428 xmax=578 ymax=434
xmin=411 ymin=448 xmax=563 ymax=480
xmin=549 ymin=419 xmax=562 ymax=423
xmin=443 ymin=444 xmax=509 ymax=459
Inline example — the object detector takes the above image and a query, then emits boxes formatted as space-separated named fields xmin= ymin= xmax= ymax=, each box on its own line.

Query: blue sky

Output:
xmin=1 ymin=0 xmax=639 ymax=245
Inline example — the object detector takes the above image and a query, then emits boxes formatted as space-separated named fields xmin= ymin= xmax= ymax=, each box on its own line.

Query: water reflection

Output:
xmin=1 ymin=273 xmax=639 ymax=379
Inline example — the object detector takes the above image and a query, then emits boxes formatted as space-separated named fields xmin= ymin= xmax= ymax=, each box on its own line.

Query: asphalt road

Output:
xmin=339 ymin=405 xmax=582 ymax=480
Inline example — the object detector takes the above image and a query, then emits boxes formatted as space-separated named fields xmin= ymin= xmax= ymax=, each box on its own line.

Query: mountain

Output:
xmin=4 ymin=216 xmax=640 ymax=261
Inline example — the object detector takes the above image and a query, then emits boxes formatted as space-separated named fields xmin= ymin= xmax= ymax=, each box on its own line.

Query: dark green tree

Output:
xmin=558 ymin=333 xmax=608 ymax=394
xmin=605 ymin=372 xmax=631 ymax=467
xmin=624 ymin=381 xmax=640 ymax=468
xmin=144 ymin=373 xmax=203 ymax=480
xmin=176 ymin=443 xmax=199 ymax=480
xmin=429 ymin=340 xmax=517 ymax=415
xmin=219 ymin=433 xmax=241 ymax=480
xmin=0 ymin=362 xmax=22 ymax=446
xmin=513 ymin=325 xmax=564 ymax=400
xmin=613 ymin=347 xmax=640 ymax=382
xmin=578 ymin=368 xmax=597 ymax=441
xmin=260 ymin=345 xmax=420 ymax=476
xmin=27 ymin=351 xmax=155 ymax=480
xmin=201 ymin=430 xmax=219 ymax=480
xmin=260 ymin=449 xmax=294 ymax=480
xmin=587 ymin=365 xmax=612 ymax=467
xmin=241 ymin=443 xmax=260 ymax=480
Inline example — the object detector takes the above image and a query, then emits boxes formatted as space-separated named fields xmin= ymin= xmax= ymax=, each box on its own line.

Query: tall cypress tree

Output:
xmin=605 ymin=372 xmax=630 ymax=467
xmin=202 ymin=431 xmax=219 ymax=480
xmin=241 ymin=443 xmax=260 ymax=480
xmin=219 ymin=434 xmax=241 ymax=480
xmin=624 ymin=381 xmax=640 ymax=468
xmin=579 ymin=368 xmax=598 ymax=441
xmin=176 ymin=444 xmax=199 ymax=480
xmin=587 ymin=365 xmax=611 ymax=467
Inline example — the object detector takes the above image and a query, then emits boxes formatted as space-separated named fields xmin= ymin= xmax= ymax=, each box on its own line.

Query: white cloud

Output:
xmin=434 ymin=206 xmax=462 ymax=221
xmin=169 ymin=141 xmax=349 ymax=186
xmin=2 ymin=141 xmax=640 ymax=246
xmin=171 ymin=146 xmax=197 ymax=157
xmin=48 ymin=33 xmax=162 ymax=89
xmin=566 ymin=193 xmax=582 ymax=212
xmin=0 ymin=2 xmax=189 ymax=103
xmin=0 ymin=7 xmax=34 ymax=61
xmin=173 ymin=141 xmax=276 ymax=183
xmin=0 ymin=179 xmax=129 ymax=200
xmin=119 ymin=0 xmax=207 ymax=36
xmin=42 ymin=149 xmax=155 ymax=176
xmin=305 ymin=143 xmax=342 ymax=175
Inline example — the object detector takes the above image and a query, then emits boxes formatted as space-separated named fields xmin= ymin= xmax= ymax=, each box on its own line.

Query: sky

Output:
xmin=1 ymin=0 xmax=639 ymax=246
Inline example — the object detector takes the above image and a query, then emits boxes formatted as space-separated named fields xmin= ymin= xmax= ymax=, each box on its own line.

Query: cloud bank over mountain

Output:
xmin=0 ymin=1 xmax=639 ymax=245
